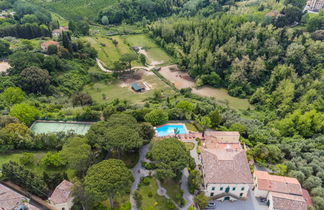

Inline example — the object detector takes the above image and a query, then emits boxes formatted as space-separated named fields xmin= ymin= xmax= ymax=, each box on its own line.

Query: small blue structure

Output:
xmin=131 ymin=82 xmax=145 ymax=92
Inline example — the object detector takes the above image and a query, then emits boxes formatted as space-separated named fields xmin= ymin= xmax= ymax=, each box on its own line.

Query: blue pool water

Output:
xmin=156 ymin=124 xmax=188 ymax=137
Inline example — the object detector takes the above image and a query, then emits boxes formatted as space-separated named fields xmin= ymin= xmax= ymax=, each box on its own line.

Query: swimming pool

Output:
xmin=155 ymin=124 xmax=188 ymax=137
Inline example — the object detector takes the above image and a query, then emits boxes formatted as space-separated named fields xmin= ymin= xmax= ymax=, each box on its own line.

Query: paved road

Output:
xmin=180 ymin=168 xmax=194 ymax=210
xmin=130 ymin=144 xmax=151 ymax=210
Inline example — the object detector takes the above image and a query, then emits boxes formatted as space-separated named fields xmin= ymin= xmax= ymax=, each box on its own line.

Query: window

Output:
xmin=241 ymin=187 xmax=245 ymax=191
xmin=240 ymin=193 xmax=243 ymax=197
xmin=220 ymin=187 xmax=223 ymax=191
xmin=212 ymin=187 xmax=215 ymax=191
xmin=210 ymin=193 xmax=214 ymax=196
xmin=232 ymin=187 xmax=236 ymax=191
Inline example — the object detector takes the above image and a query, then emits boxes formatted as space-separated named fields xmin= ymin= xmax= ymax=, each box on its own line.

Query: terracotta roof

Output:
xmin=254 ymin=171 xmax=303 ymax=195
xmin=41 ymin=40 xmax=60 ymax=48
xmin=52 ymin=27 xmax=68 ymax=33
xmin=0 ymin=184 xmax=40 ymax=210
xmin=271 ymin=192 xmax=307 ymax=210
xmin=49 ymin=180 xmax=73 ymax=204
xmin=302 ymin=188 xmax=313 ymax=207
xmin=201 ymin=147 xmax=253 ymax=184
xmin=204 ymin=131 xmax=240 ymax=143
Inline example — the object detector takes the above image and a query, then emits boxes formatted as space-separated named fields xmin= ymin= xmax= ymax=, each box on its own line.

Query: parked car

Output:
xmin=205 ymin=202 xmax=217 ymax=209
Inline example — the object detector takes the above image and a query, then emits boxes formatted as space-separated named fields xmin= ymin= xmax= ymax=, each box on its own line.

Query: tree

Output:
xmin=47 ymin=44 xmax=58 ymax=55
xmin=139 ymin=54 xmax=146 ymax=65
xmin=188 ymin=169 xmax=202 ymax=194
xmin=9 ymin=103 xmax=40 ymax=125
xmin=84 ymin=159 xmax=133 ymax=208
xmin=86 ymin=121 xmax=110 ymax=151
xmin=72 ymin=92 xmax=93 ymax=106
xmin=42 ymin=152 xmax=66 ymax=168
xmin=60 ymin=137 xmax=92 ymax=177
xmin=139 ymin=122 xmax=155 ymax=141
xmin=120 ymin=53 xmax=138 ymax=69
xmin=19 ymin=66 xmax=51 ymax=94
xmin=303 ymin=176 xmax=322 ymax=191
xmin=0 ymin=40 xmax=11 ymax=57
xmin=19 ymin=152 xmax=34 ymax=166
xmin=106 ymin=125 xmax=143 ymax=156
xmin=148 ymin=138 xmax=191 ymax=179
xmin=0 ymin=116 xmax=19 ymax=128
xmin=1 ymin=87 xmax=25 ymax=107
xmin=101 ymin=16 xmax=109 ymax=25
xmin=208 ymin=110 xmax=222 ymax=127
xmin=194 ymin=193 xmax=208 ymax=209
xmin=196 ymin=116 xmax=211 ymax=137
xmin=72 ymin=180 xmax=95 ymax=210
xmin=144 ymin=109 xmax=169 ymax=126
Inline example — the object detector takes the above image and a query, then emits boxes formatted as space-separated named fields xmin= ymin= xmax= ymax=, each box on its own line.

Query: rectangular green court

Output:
xmin=31 ymin=121 xmax=93 ymax=135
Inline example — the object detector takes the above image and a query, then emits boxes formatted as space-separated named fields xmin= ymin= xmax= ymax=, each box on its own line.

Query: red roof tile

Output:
xmin=49 ymin=180 xmax=73 ymax=204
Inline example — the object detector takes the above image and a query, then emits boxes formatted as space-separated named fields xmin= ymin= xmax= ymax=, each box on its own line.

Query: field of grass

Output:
xmin=29 ymin=0 xmax=117 ymax=21
xmin=83 ymin=72 xmax=175 ymax=104
xmin=135 ymin=177 xmax=173 ymax=209
xmin=0 ymin=151 xmax=74 ymax=178
xmin=161 ymin=179 xmax=184 ymax=206
xmin=84 ymin=35 xmax=140 ymax=69
xmin=123 ymin=34 xmax=172 ymax=65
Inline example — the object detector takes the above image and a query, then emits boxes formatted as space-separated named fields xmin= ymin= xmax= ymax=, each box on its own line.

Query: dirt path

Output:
xmin=138 ymin=47 xmax=164 ymax=66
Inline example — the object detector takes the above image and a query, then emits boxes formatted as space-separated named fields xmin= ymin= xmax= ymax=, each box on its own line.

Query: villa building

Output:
xmin=49 ymin=180 xmax=74 ymax=210
xmin=41 ymin=40 xmax=60 ymax=51
xmin=253 ymin=170 xmax=308 ymax=210
xmin=52 ymin=27 xmax=69 ymax=39
xmin=200 ymin=131 xmax=253 ymax=201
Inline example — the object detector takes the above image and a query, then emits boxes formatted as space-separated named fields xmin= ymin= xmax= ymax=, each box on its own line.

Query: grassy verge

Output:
xmin=184 ymin=142 xmax=195 ymax=151
xmin=185 ymin=123 xmax=198 ymax=132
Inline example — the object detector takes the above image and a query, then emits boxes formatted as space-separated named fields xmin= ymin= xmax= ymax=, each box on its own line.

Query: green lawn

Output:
xmin=123 ymin=34 xmax=172 ymax=65
xmin=29 ymin=0 xmax=117 ymax=21
xmin=184 ymin=142 xmax=195 ymax=151
xmin=84 ymin=35 xmax=140 ymax=69
xmin=185 ymin=123 xmax=198 ymax=132
xmin=161 ymin=179 xmax=184 ymax=207
xmin=108 ymin=150 xmax=139 ymax=168
xmin=83 ymin=73 xmax=175 ymax=104
xmin=135 ymin=176 xmax=174 ymax=209
xmin=0 ymin=151 xmax=74 ymax=179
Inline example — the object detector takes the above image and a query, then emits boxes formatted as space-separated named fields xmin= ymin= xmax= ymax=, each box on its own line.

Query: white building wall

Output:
xmin=267 ymin=192 xmax=274 ymax=210
xmin=50 ymin=197 xmax=74 ymax=210
xmin=205 ymin=184 xmax=250 ymax=201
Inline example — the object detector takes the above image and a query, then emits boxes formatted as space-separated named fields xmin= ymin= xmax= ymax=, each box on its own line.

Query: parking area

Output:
xmin=207 ymin=190 xmax=268 ymax=210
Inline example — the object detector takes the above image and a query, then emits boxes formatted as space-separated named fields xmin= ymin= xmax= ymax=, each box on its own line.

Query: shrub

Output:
xmin=19 ymin=152 xmax=34 ymax=166
xmin=148 ymin=191 xmax=153 ymax=197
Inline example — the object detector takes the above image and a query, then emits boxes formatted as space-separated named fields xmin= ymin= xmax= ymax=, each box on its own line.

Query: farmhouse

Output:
xmin=200 ymin=131 xmax=253 ymax=201
xmin=49 ymin=180 xmax=74 ymax=210
xmin=41 ymin=40 xmax=60 ymax=51
xmin=0 ymin=183 xmax=40 ymax=210
xmin=52 ymin=26 xmax=68 ymax=39
xmin=253 ymin=170 xmax=308 ymax=210
xmin=131 ymin=82 xmax=145 ymax=92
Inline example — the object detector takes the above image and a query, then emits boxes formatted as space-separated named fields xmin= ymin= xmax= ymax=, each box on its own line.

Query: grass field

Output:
xmin=184 ymin=142 xmax=195 ymax=151
xmin=83 ymin=72 xmax=175 ymax=104
xmin=84 ymin=36 xmax=140 ymax=69
xmin=123 ymin=34 xmax=172 ymax=65
xmin=136 ymin=177 xmax=173 ymax=209
xmin=29 ymin=0 xmax=117 ymax=21
xmin=0 ymin=151 xmax=74 ymax=178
